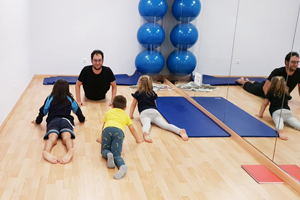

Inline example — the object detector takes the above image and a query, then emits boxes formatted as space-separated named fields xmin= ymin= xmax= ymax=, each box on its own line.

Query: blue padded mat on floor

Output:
xmin=156 ymin=97 xmax=230 ymax=137
xmin=201 ymin=75 xmax=267 ymax=86
xmin=114 ymin=70 xmax=141 ymax=85
xmin=192 ymin=97 xmax=277 ymax=137
xmin=43 ymin=70 xmax=141 ymax=85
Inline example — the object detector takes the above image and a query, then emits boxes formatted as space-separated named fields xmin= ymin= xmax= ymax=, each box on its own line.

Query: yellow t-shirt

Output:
xmin=103 ymin=108 xmax=132 ymax=132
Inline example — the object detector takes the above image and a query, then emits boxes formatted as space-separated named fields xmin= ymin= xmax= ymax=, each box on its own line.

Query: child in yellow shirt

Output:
xmin=97 ymin=95 xmax=143 ymax=179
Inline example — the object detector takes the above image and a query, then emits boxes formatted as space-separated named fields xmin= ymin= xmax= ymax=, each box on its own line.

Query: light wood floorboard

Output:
xmin=0 ymin=76 xmax=299 ymax=200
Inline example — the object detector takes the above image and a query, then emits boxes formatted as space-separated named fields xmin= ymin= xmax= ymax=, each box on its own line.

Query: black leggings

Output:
xmin=243 ymin=80 xmax=265 ymax=98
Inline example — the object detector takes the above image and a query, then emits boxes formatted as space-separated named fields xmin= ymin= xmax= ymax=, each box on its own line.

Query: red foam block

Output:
xmin=242 ymin=165 xmax=283 ymax=183
xmin=279 ymin=165 xmax=300 ymax=182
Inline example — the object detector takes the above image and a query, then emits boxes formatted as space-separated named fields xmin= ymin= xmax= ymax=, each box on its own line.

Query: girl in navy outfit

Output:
xmin=129 ymin=75 xmax=189 ymax=143
xmin=32 ymin=80 xmax=86 ymax=164
xmin=257 ymin=76 xmax=300 ymax=140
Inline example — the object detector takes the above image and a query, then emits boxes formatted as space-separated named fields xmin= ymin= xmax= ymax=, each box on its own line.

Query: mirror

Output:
xmin=185 ymin=0 xmax=300 ymax=174
xmin=272 ymin=3 xmax=300 ymax=182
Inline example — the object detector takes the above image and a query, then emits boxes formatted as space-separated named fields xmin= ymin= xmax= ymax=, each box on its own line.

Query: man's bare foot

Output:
xmin=278 ymin=131 xmax=288 ymax=140
xmin=236 ymin=77 xmax=245 ymax=85
xmin=42 ymin=151 xmax=58 ymax=164
xmin=96 ymin=138 xmax=102 ymax=144
xmin=58 ymin=148 xmax=74 ymax=164
xmin=179 ymin=129 xmax=189 ymax=141
xmin=143 ymin=132 xmax=153 ymax=143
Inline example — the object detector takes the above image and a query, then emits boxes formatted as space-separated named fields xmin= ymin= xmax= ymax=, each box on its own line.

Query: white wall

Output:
xmin=194 ymin=0 xmax=300 ymax=76
xmin=30 ymin=0 xmax=141 ymax=75
xmin=1 ymin=0 xmax=300 ymax=126
xmin=0 ymin=0 xmax=32 ymax=126
xmin=29 ymin=0 xmax=300 ymax=77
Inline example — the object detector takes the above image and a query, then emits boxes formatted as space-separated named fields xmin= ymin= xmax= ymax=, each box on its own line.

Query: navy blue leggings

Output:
xmin=101 ymin=127 xmax=125 ymax=168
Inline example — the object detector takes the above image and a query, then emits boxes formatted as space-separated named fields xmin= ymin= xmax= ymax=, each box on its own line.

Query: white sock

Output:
xmin=107 ymin=152 xmax=115 ymax=169
xmin=113 ymin=165 xmax=128 ymax=180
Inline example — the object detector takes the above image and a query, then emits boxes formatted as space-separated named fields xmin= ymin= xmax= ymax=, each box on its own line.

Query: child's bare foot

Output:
xmin=143 ymin=132 xmax=153 ymax=143
xmin=96 ymin=138 xmax=102 ymax=144
xmin=179 ymin=129 xmax=189 ymax=141
xmin=278 ymin=130 xmax=288 ymax=140
xmin=58 ymin=148 xmax=74 ymax=164
xmin=42 ymin=151 xmax=58 ymax=164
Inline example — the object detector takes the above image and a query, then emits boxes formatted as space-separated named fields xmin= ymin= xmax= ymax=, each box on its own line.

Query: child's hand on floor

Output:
xmin=96 ymin=138 xmax=102 ymax=144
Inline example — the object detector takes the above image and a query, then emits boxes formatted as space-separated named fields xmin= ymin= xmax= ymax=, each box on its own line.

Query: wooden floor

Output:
xmin=0 ymin=76 xmax=300 ymax=200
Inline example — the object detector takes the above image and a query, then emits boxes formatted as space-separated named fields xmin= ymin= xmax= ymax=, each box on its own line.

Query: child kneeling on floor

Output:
xmin=96 ymin=95 xmax=143 ymax=179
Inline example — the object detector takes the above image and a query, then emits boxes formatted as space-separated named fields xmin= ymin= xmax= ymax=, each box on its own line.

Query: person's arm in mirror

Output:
xmin=110 ymin=81 xmax=117 ymax=106
xmin=257 ymin=98 xmax=269 ymax=118
xmin=75 ymin=80 xmax=83 ymax=107
xmin=262 ymin=80 xmax=271 ymax=95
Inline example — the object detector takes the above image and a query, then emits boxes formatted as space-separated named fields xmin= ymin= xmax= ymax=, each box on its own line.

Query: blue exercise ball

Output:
xmin=137 ymin=23 xmax=165 ymax=49
xmin=172 ymin=0 xmax=201 ymax=23
xmin=167 ymin=50 xmax=196 ymax=76
xmin=138 ymin=0 xmax=168 ymax=22
xmin=170 ymin=23 xmax=198 ymax=49
xmin=135 ymin=50 xmax=165 ymax=75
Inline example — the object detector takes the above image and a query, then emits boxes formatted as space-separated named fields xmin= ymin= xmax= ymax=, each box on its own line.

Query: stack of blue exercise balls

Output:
xmin=167 ymin=0 xmax=201 ymax=76
xmin=136 ymin=0 xmax=167 ymax=75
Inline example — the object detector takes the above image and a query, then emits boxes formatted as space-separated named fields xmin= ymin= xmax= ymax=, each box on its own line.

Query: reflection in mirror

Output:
xmin=184 ymin=0 xmax=300 ymax=166
xmin=225 ymin=1 xmax=300 ymax=161
xmin=272 ymin=51 xmax=300 ymax=181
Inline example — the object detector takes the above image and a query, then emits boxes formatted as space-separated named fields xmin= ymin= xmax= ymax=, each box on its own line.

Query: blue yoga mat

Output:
xmin=115 ymin=70 xmax=141 ymax=85
xmin=200 ymin=75 xmax=266 ymax=86
xmin=192 ymin=97 xmax=277 ymax=137
xmin=156 ymin=97 xmax=230 ymax=137
xmin=43 ymin=76 xmax=78 ymax=85
xmin=43 ymin=70 xmax=142 ymax=85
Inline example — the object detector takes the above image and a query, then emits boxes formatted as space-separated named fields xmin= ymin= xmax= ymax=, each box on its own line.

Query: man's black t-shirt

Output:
xmin=78 ymin=65 xmax=115 ymax=100
xmin=131 ymin=91 xmax=158 ymax=113
xmin=267 ymin=67 xmax=300 ymax=93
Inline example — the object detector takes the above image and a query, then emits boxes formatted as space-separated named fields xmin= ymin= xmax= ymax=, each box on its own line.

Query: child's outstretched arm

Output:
xmin=129 ymin=98 xmax=138 ymax=119
xmin=128 ymin=124 xmax=143 ymax=143
xmin=35 ymin=98 xmax=48 ymax=124
xmin=257 ymin=99 xmax=269 ymax=118
xmin=96 ymin=123 xmax=105 ymax=144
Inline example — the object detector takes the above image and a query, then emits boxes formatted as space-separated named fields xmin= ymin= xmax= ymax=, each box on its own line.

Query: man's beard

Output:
xmin=288 ymin=66 xmax=297 ymax=72
xmin=93 ymin=65 xmax=102 ymax=70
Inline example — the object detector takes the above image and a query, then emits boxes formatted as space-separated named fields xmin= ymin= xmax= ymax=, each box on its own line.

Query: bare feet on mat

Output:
xmin=278 ymin=130 xmax=288 ymax=140
xmin=58 ymin=148 xmax=74 ymax=164
xmin=236 ymin=77 xmax=246 ymax=85
xmin=179 ymin=129 xmax=189 ymax=141
xmin=42 ymin=151 xmax=58 ymax=164
xmin=143 ymin=132 xmax=153 ymax=143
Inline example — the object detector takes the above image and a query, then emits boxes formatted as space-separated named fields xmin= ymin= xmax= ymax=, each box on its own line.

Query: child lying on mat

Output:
xmin=129 ymin=75 xmax=189 ymax=143
xmin=32 ymin=80 xmax=86 ymax=164
xmin=257 ymin=76 xmax=300 ymax=140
